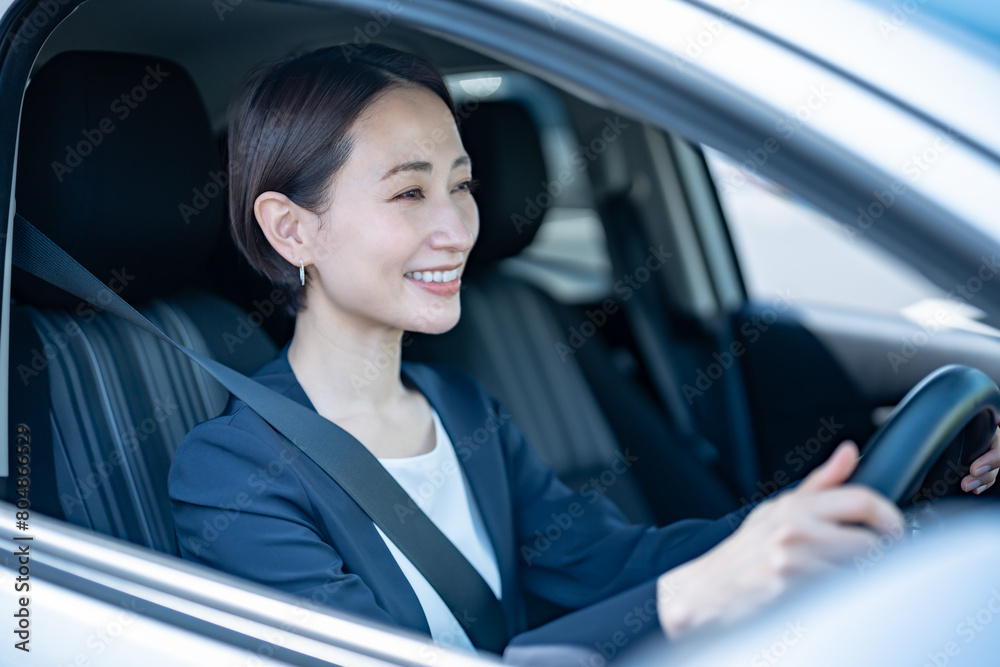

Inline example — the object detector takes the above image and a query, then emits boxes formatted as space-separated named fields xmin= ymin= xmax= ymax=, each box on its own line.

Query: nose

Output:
xmin=427 ymin=195 xmax=477 ymax=255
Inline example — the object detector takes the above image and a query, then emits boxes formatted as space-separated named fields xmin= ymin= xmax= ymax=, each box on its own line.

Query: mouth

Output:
xmin=404 ymin=266 xmax=463 ymax=296
xmin=403 ymin=267 xmax=461 ymax=284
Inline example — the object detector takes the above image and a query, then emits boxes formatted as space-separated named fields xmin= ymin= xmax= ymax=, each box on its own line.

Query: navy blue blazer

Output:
xmin=168 ymin=343 xmax=752 ymax=649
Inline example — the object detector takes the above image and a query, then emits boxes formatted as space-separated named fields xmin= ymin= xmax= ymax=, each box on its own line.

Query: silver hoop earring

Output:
xmin=299 ymin=259 xmax=305 ymax=287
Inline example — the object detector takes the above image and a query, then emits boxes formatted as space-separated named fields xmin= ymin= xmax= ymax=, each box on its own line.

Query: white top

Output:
xmin=374 ymin=407 xmax=502 ymax=651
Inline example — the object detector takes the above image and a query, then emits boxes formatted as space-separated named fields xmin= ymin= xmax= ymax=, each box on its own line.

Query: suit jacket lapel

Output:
xmin=401 ymin=361 xmax=518 ymax=631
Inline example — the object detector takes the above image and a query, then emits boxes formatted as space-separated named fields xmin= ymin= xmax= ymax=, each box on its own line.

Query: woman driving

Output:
xmin=167 ymin=43 xmax=1000 ymax=659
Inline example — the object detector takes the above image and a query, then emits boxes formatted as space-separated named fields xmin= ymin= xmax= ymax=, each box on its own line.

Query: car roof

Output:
xmin=573 ymin=0 xmax=1000 ymax=165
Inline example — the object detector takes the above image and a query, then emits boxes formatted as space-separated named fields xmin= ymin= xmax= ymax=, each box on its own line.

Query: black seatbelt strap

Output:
xmin=12 ymin=214 xmax=509 ymax=653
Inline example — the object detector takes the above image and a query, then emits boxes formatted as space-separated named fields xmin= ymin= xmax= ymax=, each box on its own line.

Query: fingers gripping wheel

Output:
xmin=850 ymin=365 xmax=1000 ymax=504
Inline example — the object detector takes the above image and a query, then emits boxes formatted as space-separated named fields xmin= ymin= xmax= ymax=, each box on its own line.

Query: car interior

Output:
xmin=4 ymin=0 xmax=1000 ymax=644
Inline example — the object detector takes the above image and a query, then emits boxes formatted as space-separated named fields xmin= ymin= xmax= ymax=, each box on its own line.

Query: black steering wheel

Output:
xmin=849 ymin=364 xmax=1000 ymax=504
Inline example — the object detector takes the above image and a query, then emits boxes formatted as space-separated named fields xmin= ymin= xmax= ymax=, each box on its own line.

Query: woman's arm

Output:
xmin=656 ymin=441 xmax=904 ymax=638
xmin=168 ymin=419 xmax=400 ymax=628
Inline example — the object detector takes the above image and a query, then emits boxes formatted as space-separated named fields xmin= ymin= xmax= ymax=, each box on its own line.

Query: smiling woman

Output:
xmin=172 ymin=43 xmax=730 ymax=655
xmin=163 ymin=40 xmax=1000 ymax=664
xmin=171 ymin=44 xmax=509 ymax=652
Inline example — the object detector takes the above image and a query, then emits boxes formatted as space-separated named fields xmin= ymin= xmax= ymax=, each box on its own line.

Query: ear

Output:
xmin=254 ymin=191 xmax=310 ymax=266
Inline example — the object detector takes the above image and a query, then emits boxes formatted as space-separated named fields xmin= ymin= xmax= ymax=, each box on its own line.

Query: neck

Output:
xmin=286 ymin=298 xmax=408 ymax=420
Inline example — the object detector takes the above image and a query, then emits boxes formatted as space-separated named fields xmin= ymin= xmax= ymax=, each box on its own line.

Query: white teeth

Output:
xmin=405 ymin=269 xmax=460 ymax=283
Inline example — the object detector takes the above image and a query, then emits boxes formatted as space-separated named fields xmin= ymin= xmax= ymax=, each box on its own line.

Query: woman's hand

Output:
xmin=961 ymin=426 xmax=1000 ymax=494
xmin=656 ymin=441 xmax=904 ymax=640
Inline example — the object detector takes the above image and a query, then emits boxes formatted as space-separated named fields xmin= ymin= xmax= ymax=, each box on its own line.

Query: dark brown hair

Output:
xmin=227 ymin=43 xmax=458 ymax=315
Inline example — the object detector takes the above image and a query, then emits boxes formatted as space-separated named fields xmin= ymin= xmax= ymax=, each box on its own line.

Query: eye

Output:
xmin=392 ymin=187 xmax=424 ymax=201
xmin=455 ymin=177 xmax=481 ymax=194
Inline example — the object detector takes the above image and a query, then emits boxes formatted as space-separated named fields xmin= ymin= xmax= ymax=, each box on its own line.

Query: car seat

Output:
xmin=8 ymin=51 xmax=277 ymax=555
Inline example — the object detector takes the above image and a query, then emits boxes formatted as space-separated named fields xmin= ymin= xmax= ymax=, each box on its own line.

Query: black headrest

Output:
xmin=15 ymin=51 xmax=222 ymax=306
xmin=460 ymin=101 xmax=549 ymax=277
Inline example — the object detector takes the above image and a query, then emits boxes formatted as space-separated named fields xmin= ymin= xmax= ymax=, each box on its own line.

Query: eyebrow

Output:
xmin=379 ymin=155 xmax=471 ymax=181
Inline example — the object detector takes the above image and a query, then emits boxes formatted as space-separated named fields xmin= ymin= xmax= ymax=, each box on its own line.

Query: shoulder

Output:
xmin=178 ymin=348 xmax=300 ymax=446
xmin=168 ymin=351 xmax=305 ymax=499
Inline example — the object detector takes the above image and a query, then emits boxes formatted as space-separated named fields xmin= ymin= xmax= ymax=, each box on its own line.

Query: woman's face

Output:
xmin=307 ymin=84 xmax=479 ymax=335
